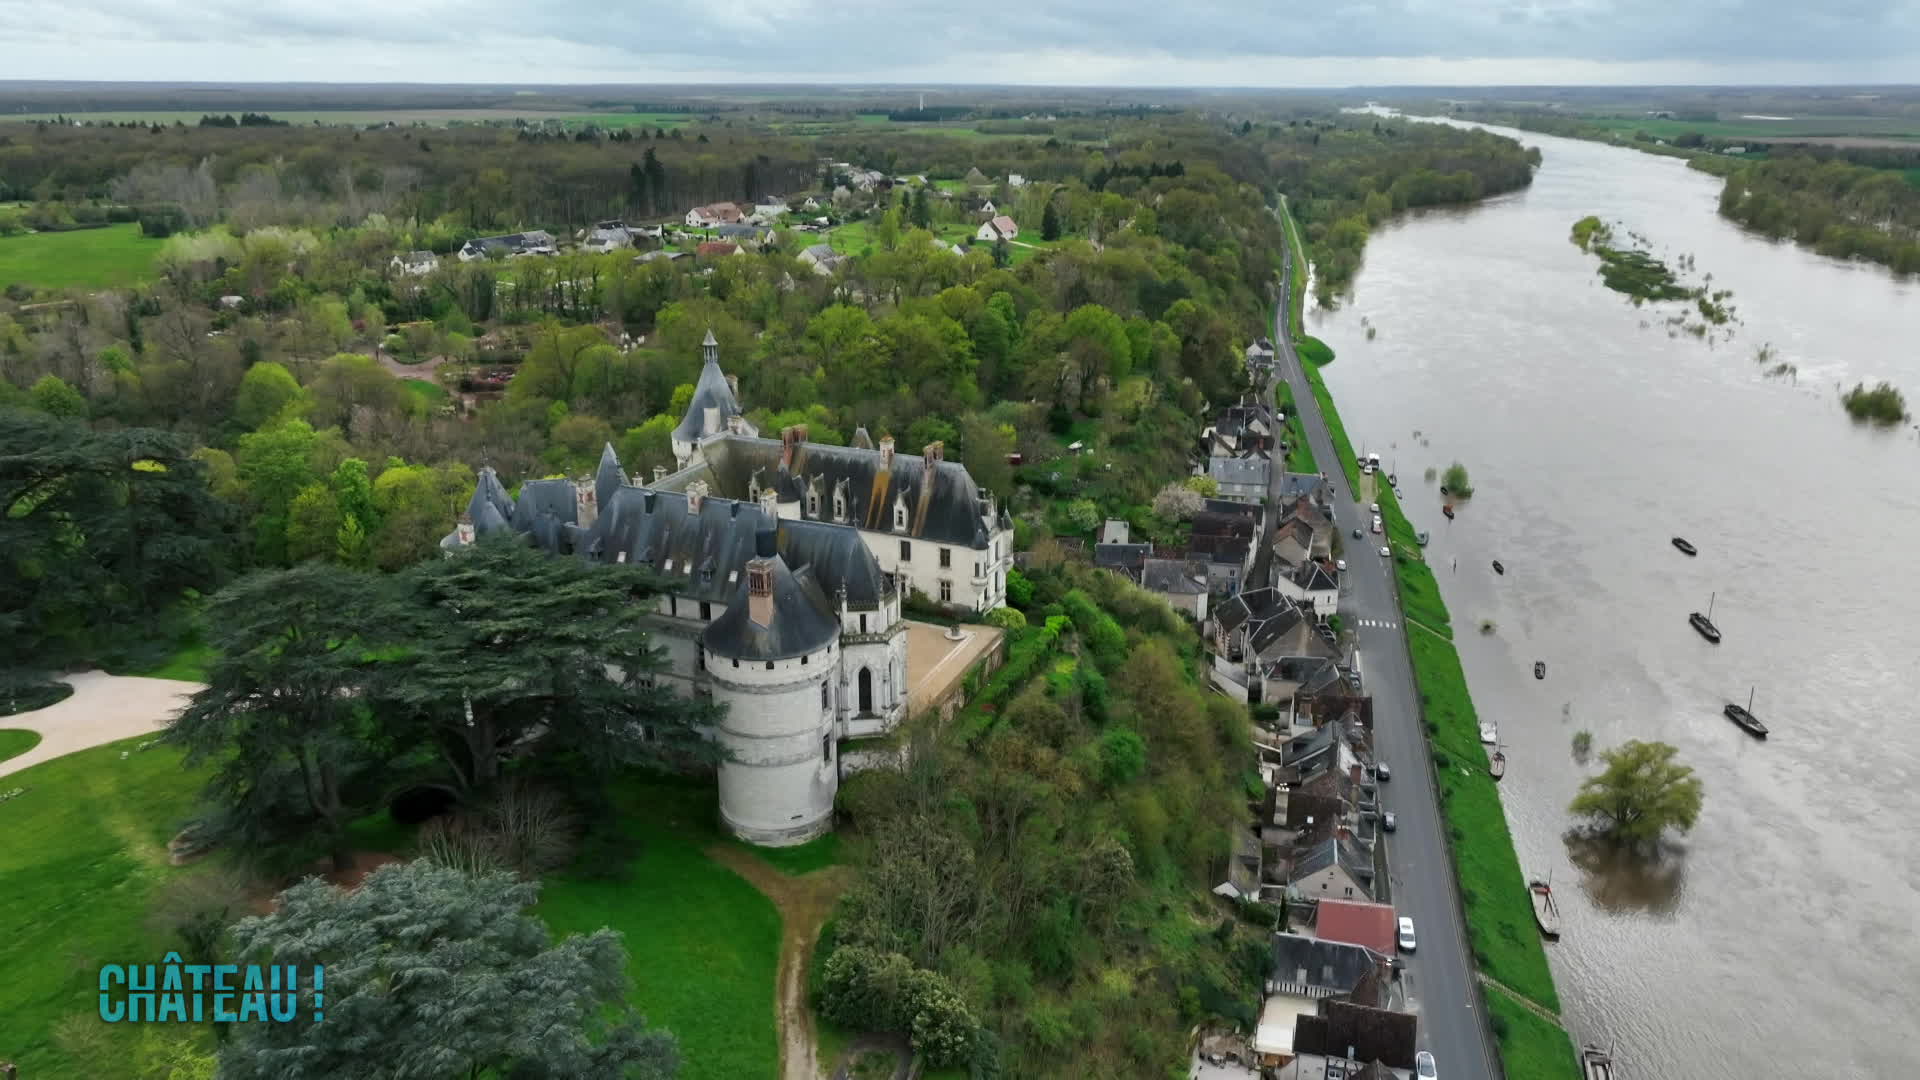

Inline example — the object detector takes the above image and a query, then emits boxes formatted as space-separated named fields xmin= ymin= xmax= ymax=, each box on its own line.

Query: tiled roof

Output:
xmin=1314 ymin=899 xmax=1398 ymax=957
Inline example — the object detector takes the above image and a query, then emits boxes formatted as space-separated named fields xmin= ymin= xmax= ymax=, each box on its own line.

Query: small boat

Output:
xmin=1479 ymin=720 xmax=1498 ymax=745
xmin=1689 ymin=591 xmax=1721 ymax=644
xmin=1580 ymin=1044 xmax=1615 ymax=1080
xmin=1442 ymin=504 xmax=1455 ymax=520
xmin=1725 ymin=687 xmax=1768 ymax=739
xmin=1529 ymin=878 xmax=1563 ymax=939
xmin=1671 ymin=536 xmax=1697 ymax=556
xmin=1534 ymin=661 xmax=1546 ymax=680
xmin=1416 ymin=531 xmax=1430 ymax=547
xmin=1492 ymin=560 xmax=1505 ymax=575
xmin=1489 ymin=747 xmax=1506 ymax=781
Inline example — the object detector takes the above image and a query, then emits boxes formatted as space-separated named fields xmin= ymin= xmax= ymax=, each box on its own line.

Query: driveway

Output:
xmin=0 ymin=671 xmax=199 ymax=779
xmin=1269 ymin=207 xmax=1501 ymax=1080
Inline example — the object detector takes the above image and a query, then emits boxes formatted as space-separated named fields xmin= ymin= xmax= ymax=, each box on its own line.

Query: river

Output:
xmin=1308 ymin=118 xmax=1920 ymax=1079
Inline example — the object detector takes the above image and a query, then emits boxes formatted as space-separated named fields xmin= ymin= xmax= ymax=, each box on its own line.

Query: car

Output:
xmin=1398 ymin=916 xmax=1417 ymax=952
xmin=1371 ymin=516 xmax=1383 ymax=534
xmin=1352 ymin=527 xmax=1364 ymax=540
xmin=1415 ymin=1050 xmax=1437 ymax=1078
xmin=1369 ymin=502 xmax=1380 ymax=515
xmin=1380 ymin=546 xmax=1391 ymax=557
xmin=1383 ymin=810 xmax=1397 ymax=832
xmin=1335 ymin=558 xmax=1347 ymax=572
xmin=1375 ymin=762 xmax=1391 ymax=782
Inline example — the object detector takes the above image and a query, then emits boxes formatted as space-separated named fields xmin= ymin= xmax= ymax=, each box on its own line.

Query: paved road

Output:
xmin=0 ymin=671 xmax=199 ymax=779
xmin=1268 ymin=214 xmax=1501 ymax=1080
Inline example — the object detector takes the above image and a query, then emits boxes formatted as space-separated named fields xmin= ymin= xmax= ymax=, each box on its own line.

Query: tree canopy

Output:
xmin=1569 ymin=739 xmax=1705 ymax=846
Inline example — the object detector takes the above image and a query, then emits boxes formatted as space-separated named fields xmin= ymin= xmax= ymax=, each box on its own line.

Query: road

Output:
xmin=1267 ymin=217 xmax=1501 ymax=1080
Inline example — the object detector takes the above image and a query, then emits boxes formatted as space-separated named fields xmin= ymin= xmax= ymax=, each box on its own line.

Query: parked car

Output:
xmin=1379 ymin=545 xmax=1391 ymax=558
xmin=1336 ymin=558 xmax=1348 ymax=572
xmin=1375 ymin=762 xmax=1391 ymax=782
xmin=1352 ymin=527 xmax=1363 ymax=540
xmin=1371 ymin=516 xmax=1383 ymax=534
xmin=1369 ymin=502 xmax=1380 ymax=514
xmin=1398 ymin=916 xmax=1417 ymax=952
xmin=1415 ymin=1050 xmax=1437 ymax=1078
xmin=1383 ymin=811 xmax=1397 ymax=832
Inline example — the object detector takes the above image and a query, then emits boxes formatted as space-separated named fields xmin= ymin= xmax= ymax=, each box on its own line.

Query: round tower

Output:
xmin=702 ymin=529 xmax=840 ymax=846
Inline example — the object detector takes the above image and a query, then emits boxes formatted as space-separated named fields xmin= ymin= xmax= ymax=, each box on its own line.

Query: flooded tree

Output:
xmin=1569 ymin=739 xmax=1704 ymax=847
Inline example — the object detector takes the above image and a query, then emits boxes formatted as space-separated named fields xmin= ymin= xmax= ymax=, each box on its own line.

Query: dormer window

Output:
xmin=807 ymin=492 xmax=820 ymax=517
xmin=894 ymin=501 xmax=907 ymax=530
xmin=833 ymin=492 xmax=847 ymax=523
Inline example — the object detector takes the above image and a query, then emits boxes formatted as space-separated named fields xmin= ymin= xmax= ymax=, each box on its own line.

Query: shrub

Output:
xmin=1841 ymin=380 xmax=1909 ymax=424
xmin=1005 ymin=567 xmax=1035 ymax=609
xmin=1097 ymin=728 xmax=1146 ymax=785
xmin=1066 ymin=498 xmax=1101 ymax=532
xmin=985 ymin=607 xmax=1026 ymax=631
xmin=1442 ymin=462 xmax=1473 ymax=496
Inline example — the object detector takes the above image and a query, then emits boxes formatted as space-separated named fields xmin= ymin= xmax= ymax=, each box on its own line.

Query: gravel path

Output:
xmin=0 ymin=671 xmax=200 ymax=779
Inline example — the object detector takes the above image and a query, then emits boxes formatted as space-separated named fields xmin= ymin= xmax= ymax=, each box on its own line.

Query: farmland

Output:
xmin=0 ymin=224 xmax=161 ymax=290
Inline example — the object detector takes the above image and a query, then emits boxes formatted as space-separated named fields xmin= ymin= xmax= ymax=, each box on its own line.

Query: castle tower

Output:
xmin=671 ymin=328 xmax=757 ymax=468
xmin=702 ymin=528 xmax=840 ymax=846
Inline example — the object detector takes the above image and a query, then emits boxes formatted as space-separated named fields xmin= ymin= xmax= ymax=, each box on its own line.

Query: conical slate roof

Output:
xmin=702 ymin=531 xmax=839 ymax=661
xmin=595 ymin=442 xmax=626 ymax=510
xmin=672 ymin=335 xmax=749 ymax=444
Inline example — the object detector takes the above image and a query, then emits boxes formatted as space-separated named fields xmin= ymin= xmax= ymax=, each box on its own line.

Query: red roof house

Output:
xmin=1313 ymin=898 xmax=1397 ymax=956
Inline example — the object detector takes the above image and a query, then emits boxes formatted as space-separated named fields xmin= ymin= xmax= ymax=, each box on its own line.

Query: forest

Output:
xmin=1718 ymin=153 xmax=1920 ymax=274
xmin=1 ymin=104 xmax=1537 ymax=1078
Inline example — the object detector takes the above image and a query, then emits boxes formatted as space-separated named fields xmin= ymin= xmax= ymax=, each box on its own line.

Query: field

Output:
xmin=1582 ymin=113 xmax=1920 ymax=143
xmin=536 ymin=775 xmax=783 ymax=1080
xmin=0 ymin=736 xmax=211 ymax=1077
xmin=0 ymin=109 xmax=663 ymax=128
xmin=402 ymin=378 xmax=449 ymax=407
xmin=0 ymin=224 xmax=162 ymax=290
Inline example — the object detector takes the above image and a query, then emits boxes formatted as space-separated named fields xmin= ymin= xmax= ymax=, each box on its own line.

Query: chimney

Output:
xmin=686 ymin=480 xmax=708 ymax=514
xmin=879 ymin=435 xmax=895 ymax=469
xmin=725 ymin=373 xmax=739 ymax=398
xmin=747 ymin=530 xmax=777 ymax=628
xmin=652 ymin=465 xmax=668 ymax=483
xmin=455 ymin=513 xmax=475 ymax=545
xmin=923 ymin=439 xmax=944 ymax=466
xmin=727 ymin=414 xmax=746 ymax=435
xmin=575 ymin=482 xmax=598 ymax=527
xmin=781 ymin=425 xmax=805 ymax=469
xmin=1349 ymin=762 xmax=1364 ymax=788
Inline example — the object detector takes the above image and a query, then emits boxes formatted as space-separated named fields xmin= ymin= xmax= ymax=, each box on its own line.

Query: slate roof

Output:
xmin=1141 ymin=558 xmax=1208 ymax=595
xmin=1276 ymin=472 xmax=1333 ymax=503
xmin=1269 ymin=933 xmax=1379 ymax=995
xmin=672 ymin=333 xmax=753 ymax=445
xmin=1207 ymin=456 xmax=1270 ymax=490
xmin=1290 ymin=836 xmax=1374 ymax=893
xmin=666 ymin=435 xmax=995 ymax=550
xmin=703 ymin=531 xmax=841 ymax=661
xmin=1294 ymin=1000 xmax=1417 ymax=1070
xmin=1216 ymin=588 xmax=1308 ymax=656
xmin=800 ymin=243 xmax=836 ymax=262
xmin=1094 ymin=542 xmax=1151 ymax=577
xmin=1289 ymin=560 xmax=1340 ymax=594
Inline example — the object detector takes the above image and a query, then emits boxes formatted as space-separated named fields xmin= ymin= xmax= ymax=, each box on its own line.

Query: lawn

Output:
xmin=111 ymin=639 xmax=215 ymax=683
xmin=0 ymin=728 xmax=43 ymax=764
xmin=0 ymin=735 xmax=212 ymax=1078
xmin=1300 ymin=350 xmax=1361 ymax=495
xmin=1486 ymin=985 xmax=1582 ymax=1080
xmin=0 ymin=224 xmax=163 ymax=291
xmin=536 ymin=774 xmax=782 ymax=1080
xmin=1274 ymin=381 xmax=1318 ymax=474
xmin=733 ymin=831 xmax=841 ymax=876
xmin=828 ymin=219 xmax=978 ymax=256
xmin=403 ymin=378 xmax=449 ymax=407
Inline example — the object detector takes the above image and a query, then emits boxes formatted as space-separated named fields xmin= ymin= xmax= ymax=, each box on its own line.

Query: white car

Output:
xmin=1336 ymin=559 xmax=1348 ymax=572
xmin=1415 ymin=1050 xmax=1437 ymax=1078
xmin=1397 ymin=916 xmax=1417 ymax=952
xmin=1371 ymin=516 xmax=1383 ymax=534
xmin=1370 ymin=502 xmax=1380 ymax=514
xmin=1379 ymin=546 xmax=1391 ymax=558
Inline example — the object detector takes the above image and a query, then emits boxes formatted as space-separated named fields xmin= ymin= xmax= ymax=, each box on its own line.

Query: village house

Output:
xmin=655 ymin=333 xmax=1014 ymax=614
xmin=456 ymin=231 xmax=557 ymax=261
xmin=1204 ymin=455 xmax=1270 ymax=503
xmin=1208 ymin=586 xmax=1341 ymax=703
xmin=713 ymin=222 xmax=771 ymax=247
xmin=1254 ymin=934 xmax=1393 ymax=1070
xmin=389 ymin=250 xmax=438 ymax=276
xmin=797 ymin=242 xmax=847 ymax=276
xmin=633 ymin=250 xmax=688 ymax=265
xmin=695 ymin=241 xmax=743 ymax=258
xmin=1276 ymin=559 xmax=1341 ymax=620
xmin=1187 ymin=502 xmax=1262 ymax=594
xmin=1246 ymin=337 xmax=1278 ymax=379
xmin=580 ymin=221 xmax=635 ymax=254
xmin=975 ymin=215 xmax=1019 ymax=243
xmin=1212 ymin=826 xmax=1265 ymax=901
xmin=1141 ymin=557 xmax=1209 ymax=621
xmin=748 ymin=197 xmax=789 ymax=223
xmin=1313 ymin=898 xmax=1399 ymax=958
xmin=685 ymin=202 xmax=744 ymax=227
xmin=1196 ymin=397 xmax=1278 ymax=461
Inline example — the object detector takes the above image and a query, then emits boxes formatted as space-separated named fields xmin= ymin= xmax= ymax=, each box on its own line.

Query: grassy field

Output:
xmin=1376 ymin=483 xmax=1452 ymax=637
xmin=733 ymin=831 xmax=840 ymax=876
xmin=0 ymin=736 xmax=212 ymax=1077
xmin=0 ymin=224 xmax=162 ymax=290
xmin=537 ymin=775 xmax=782 ymax=1080
xmin=0 ymin=728 xmax=43 ymax=764
xmin=556 ymin=112 xmax=696 ymax=130
xmin=402 ymin=378 xmax=449 ymax=407
xmin=1 ymin=109 xmax=635 ymax=127
xmin=1583 ymin=113 xmax=1920 ymax=141
xmin=1486 ymin=985 xmax=1582 ymax=1080
xmin=828 ymin=219 xmax=978 ymax=255
xmin=110 ymin=639 xmax=215 ymax=683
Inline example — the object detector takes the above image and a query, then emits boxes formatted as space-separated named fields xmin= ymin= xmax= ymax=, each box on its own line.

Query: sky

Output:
xmin=2 ymin=0 xmax=1917 ymax=85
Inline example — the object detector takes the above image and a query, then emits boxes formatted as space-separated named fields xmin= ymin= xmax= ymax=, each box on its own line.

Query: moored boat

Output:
xmin=1491 ymin=559 xmax=1504 ymax=575
xmin=1489 ymin=748 xmax=1506 ymax=781
xmin=1580 ymin=1044 xmax=1615 ymax=1080
xmin=1725 ymin=687 xmax=1767 ymax=739
xmin=1479 ymin=720 xmax=1498 ymax=745
xmin=1442 ymin=504 xmax=1455 ymax=519
xmin=1691 ymin=591 xmax=1722 ymax=643
xmin=1534 ymin=661 xmax=1546 ymax=680
xmin=1671 ymin=536 xmax=1697 ymax=556
xmin=1529 ymin=878 xmax=1563 ymax=939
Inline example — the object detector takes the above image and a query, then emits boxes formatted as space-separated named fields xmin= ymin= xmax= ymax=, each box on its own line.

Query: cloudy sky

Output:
xmin=3 ymin=0 xmax=1917 ymax=85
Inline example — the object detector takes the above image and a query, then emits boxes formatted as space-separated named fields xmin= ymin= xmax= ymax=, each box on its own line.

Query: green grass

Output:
xmin=828 ymin=219 xmax=979 ymax=256
xmin=0 ymin=735 xmax=212 ymax=1078
xmin=112 ymin=640 xmax=215 ymax=683
xmin=403 ymin=378 xmax=449 ymax=406
xmin=1300 ymin=352 xmax=1361 ymax=496
xmin=1376 ymin=485 xmax=1451 ymax=637
xmin=536 ymin=775 xmax=781 ymax=1080
xmin=1583 ymin=113 xmax=1920 ymax=141
xmin=0 ymin=728 xmax=44 ymax=764
xmin=733 ymin=831 xmax=841 ymax=876
xmin=555 ymin=112 xmax=696 ymax=130
xmin=0 ymin=224 xmax=163 ymax=290
xmin=1486 ymin=985 xmax=1582 ymax=1080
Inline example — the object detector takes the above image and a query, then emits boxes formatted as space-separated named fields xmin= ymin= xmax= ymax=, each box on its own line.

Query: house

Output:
xmin=1268 ymin=933 xmax=1383 ymax=999
xmin=1205 ymin=455 xmax=1270 ymax=503
xmin=714 ymin=222 xmax=770 ymax=246
xmin=685 ymin=202 xmax=744 ymax=227
xmin=1212 ymin=827 xmax=1264 ymax=900
xmin=1093 ymin=541 xmax=1151 ymax=583
xmin=1261 ymin=655 xmax=1346 ymax=713
xmin=1197 ymin=398 xmax=1278 ymax=461
xmin=801 ymin=196 xmax=821 ymax=211
xmin=1007 ymin=173 xmax=1027 ymax=188
xmin=974 ymin=198 xmax=997 ymax=217
xmin=975 ymin=215 xmax=1018 ymax=243
xmin=1290 ymin=996 xmax=1417 ymax=1071
xmin=389 ymin=250 xmax=438 ymax=276
xmin=440 ymin=446 xmax=908 ymax=850
xmin=750 ymin=197 xmax=789 ymax=220
xmin=1099 ymin=520 xmax=1132 ymax=545
xmin=797 ymin=243 xmax=847 ymax=277
xmin=1313 ymin=899 xmax=1398 ymax=957
xmin=1210 ymin=587 xmax=1339 ymax=702
xmin=655 ymin=333 xmax=1014 ymax=615
xmin=1276 ymin=559 xmax=1341 ymax=620
xmin=1246 ymin=337 xmax=1278 ymax=377
xmin=1289 ymin=835 xmax=1375 ymax=901
xmin=634 ymin=250 xmax=688 ymax=264
xmin=696 ymin=241 xmax=742 ymax=258
xmin=1188 ymin=504 xmax=1262 ymax=593
xmin=963 ymin=166 xmax=989 ymax=187
xmin=457 ymin=231 xmax=557 ymax=261
xmin=581 ymin=221 xmax=634 ymax=254
xmin=1141 ymin=558 xmax=1209 ymax=621
xmin=1276 ymin=472 xmax=1335 ymax=507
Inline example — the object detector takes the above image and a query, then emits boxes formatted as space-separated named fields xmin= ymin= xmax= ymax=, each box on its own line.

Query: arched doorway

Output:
xmin=858 ymin=667 xmax=873 ymax=713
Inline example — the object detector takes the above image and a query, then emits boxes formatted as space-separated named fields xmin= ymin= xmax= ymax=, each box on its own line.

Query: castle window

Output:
xmin=821 ymin=681 xmax=829 ymax=709
xmin=807 ymin=492 xmax=820 ymax=517
xmin=696 ymin=643 xmax=706 ymax=669
xmin=899 ymin=541 xmax=911 ymax=562
xmin=700 ymin=602 xmax=712 ymax=621
xmin=939 ymin=548 xmax=951 ymax=569
xmin=766 ymin=660 xmax=775 ymax=670
xmin=821 ymin=733 xmax=832 ymax=762
xmin=939 ymin=580 xmax=953 ymax=603
xmin=802 ymin=654 xmax=809 ymax=665
xmin=895 ymin=504 xmax=907 ymax=530
xmin=833 ymin=493 xmax=847 ymax=522
xmin=860 ymin=614 xmax=868 ymax=633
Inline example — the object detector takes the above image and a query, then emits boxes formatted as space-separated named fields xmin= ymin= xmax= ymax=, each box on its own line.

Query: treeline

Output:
xmin=822 ymin=563 xmax=1262 ymax=1075
xmin=198 ymin=113 xmax=288 ymax=128
xmin=1719 ymin=154 xmax=1920 ymax=273
xmin=1260 ymin=118 xmax=1540 ymax=302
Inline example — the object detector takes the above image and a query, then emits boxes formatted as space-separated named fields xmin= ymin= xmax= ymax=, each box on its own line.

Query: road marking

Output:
xmin=1352 ymin=618 xmax=1400 ymax=629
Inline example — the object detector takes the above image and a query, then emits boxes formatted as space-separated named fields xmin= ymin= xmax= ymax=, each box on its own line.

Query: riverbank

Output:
xmin=1278 ymin=199 xmax=1579 ymax=1080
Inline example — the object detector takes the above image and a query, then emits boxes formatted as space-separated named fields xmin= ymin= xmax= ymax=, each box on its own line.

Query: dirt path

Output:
xmin=373 ymin=350 xmax=455 ymax=381
xmin=0 ymin=671 xmax=201 ymax=779
xmin=705 ymin=845 xmax=853 ymax=1080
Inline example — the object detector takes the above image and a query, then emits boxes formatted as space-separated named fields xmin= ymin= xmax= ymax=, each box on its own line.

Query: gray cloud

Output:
xmin=1 ymin=0 xmax=1916 ymax=82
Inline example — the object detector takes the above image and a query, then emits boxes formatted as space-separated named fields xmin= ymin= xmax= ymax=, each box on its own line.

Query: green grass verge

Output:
xmin=1376 ymin=485 xmax=1452 ymax=638
xmin=0 ymin=727 xmax=44 ymax=763
xmin=0 ymin=735 xmax=212 ymax=1077
xmin=1409 ymin=627 xmax=1559 ymax=1012
xmin=402 ymin=378 xmax=449 ymax=406
xmin=0 ymin=224 xmax=163 ymax=290
xmin=1300 ymin=355 xmax=1361 ymax=496
xmin=1486 ymin=984 xmax=1583 ymax=1080
xmin=1273 ymin=381 xmax=1318 ymax=474
xmin=537 ymin=775 xmax=782 ymax=1080
xmin=733 ymin=831 xmax=841 ymax=876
